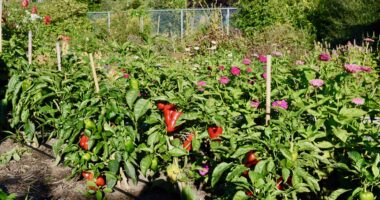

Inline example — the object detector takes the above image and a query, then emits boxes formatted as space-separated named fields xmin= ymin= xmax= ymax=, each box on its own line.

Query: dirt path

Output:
xmin=0 ymin=139 xmax=182 ymax=200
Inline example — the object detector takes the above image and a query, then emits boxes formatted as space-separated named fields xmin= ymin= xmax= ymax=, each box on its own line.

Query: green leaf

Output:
xmin=232 ymin=191 xmax=248 ymax=200
xmin=147 ymin=132 xmax=159 ymax=147
xmin=168 ymin=147 xmax=188 ymax=157
xmin=96 ymin=190 xmax=103 ymax=200
xmin=104 ymin=172 xmax=117 ymax=188
xmin=126 ymin=89 xmax=139 ymax=109
xmin=282 ymin=168 xmax=290 ymax=183
xmin=339 ymin=107 xmax=366 ymax=118
xmin=226 ymin=165 xmax=246 ymax=181
xmin=315 ymin=141 xmax=334 ymax=149
xmin=231 ymin=146 xmax=253 ymax=158
xmin=181 ymin=185 xmax=197 ymax=200
xmin=254 ymin=160 xmax=267 ymax=174
xmin=134 ymin=99 xmax=150 ymax=121
xmin=140 ymin=156 xmax=152 ymax=176
xmin=124 ymin=160 xmax=137 ymax=184
xmin=211 ymin=162 xmax=232 ymax=187
xmin=108 ymin=160 xmax=119 ymax=174
xmin=327 ymin=189 xmax=350 ymax=200
xmin=280 ymin=147 xmax=292 ymax=160
xmin=372 ymin=164 xmax=379 ymax=177
xmin=103 ymin=188 xmax=113 ymax=193
xmin=332 ymin=128 xmax=349 ymax=142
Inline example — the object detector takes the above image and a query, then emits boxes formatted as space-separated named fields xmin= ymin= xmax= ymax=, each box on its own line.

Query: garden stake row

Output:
xmin=265 ymin=55 xmax=272 ymax=126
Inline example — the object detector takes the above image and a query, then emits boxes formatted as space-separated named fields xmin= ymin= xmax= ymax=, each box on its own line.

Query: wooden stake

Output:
xmin=156 ymin=15 xmax=160 ymax=35
xmin=0 ymin=0 xmax=3 ymax=53
xmin=56 ymin=41 xmax=61 ymax=71
xmin=265 ymin=55 xmax=272 ymax=126
xmin=89 ymin=53 xmax=99 ymax=93
xmin=28 ymin=30 xmax=32 ymax=65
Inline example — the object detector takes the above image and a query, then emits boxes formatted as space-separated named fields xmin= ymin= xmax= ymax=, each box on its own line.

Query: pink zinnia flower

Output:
xmin=246 ymin=67 xmax=253 ymax=73
xmin=295 ymin=60 xmax=304 ymax=65
xmin=359 ymin=66 xmax=372 ymax=73
xmin=242 ymin=58 xmax=251 ymax=65
xmin=218 ymin=66 xmax=225 ymax=71
xmin=272 ymin=100 xmax=288 ymax=110
xmin=272 ymin=51 xmax=283 ymax=57
xmin=309 ymin=79 xmax=324 ymax=88
xmin=197 ymin=81 xmax=206 ymax=87
xmin=344 ymin=64 xmax=361 ymax=73
xmin=352 ymin=98 xmax=364 ymax=105
xmin=262 ymin=73 xmax=267 ymax=79
xmin=219 ymin=76 xmax=230 ymax=84
xmin=319 ymin=53 xmax=330 ymax=61
xmin=44 ymin=15 xmax=52 ymax=25
xmin=250 ymin=101 xmax=260 ymax=108
xmin=22 ymin=0 xmax=29 ymax=8
xmin=258 ymin=55 xmax=267 ymax=63
xmin=230 ymin=66 xmax=241 ymax=76
xmin=199 ymin=165 xmax=209 ymax=176
xmin=31 ymin=6 xmax=38 ymax=14
xmin=123 ymin=73 xmax=129 ymax=78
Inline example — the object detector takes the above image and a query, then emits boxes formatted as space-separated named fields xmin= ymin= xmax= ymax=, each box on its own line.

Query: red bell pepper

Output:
xmin=168 ymin=111 xmax=182 ymax=133
xmin=183 ymin=133 xmax=193 ymax=151
xmin=207 ymin=126 xmax=223 ymax=139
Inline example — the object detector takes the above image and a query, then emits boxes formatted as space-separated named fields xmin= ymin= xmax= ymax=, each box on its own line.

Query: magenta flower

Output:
xmin=250 ymin=101 xmax=260 ymax=108
xmin=219 ymin=76 xmax=230 ymax=84
xmin=242 ymin=58 xmax=251 ymax=65
xmin=344 ymin=64 xmax=361 ymax=73
xmin=258 ymin=55 xmax=267 ymax=63
xmin=218 ymin=66 xmax=225 ymax=71
xmin=197 ymin=81 xmax=207 ymax=92
xmin=272 ymin=51 xmax=283 ymax=57
xmin=272 ymin=100 xmax=288 ymax=110
xmin=246 ymin=67 xmax=253 ymax=73
xmin=199 ymin=165 xmax=209 ymax=176
xmin=359 ymin=66 xmax=372 ymax=73
xmin=319 ymin=53 xmax=330 ymax=61
xmin=295 ymin=60 xmax=304 ymax=65
xmin=197 ymin=81 xmax=206 ymax=87
xmin=123 ymin=73 xmax=130 ymax=78
xmin=230 ymin=66 xmax=241 ymax=76
xmin=262 ymin=73 xmax=267 ymax=79
xmin=352 ymin=98 xmax=365 ymax=105
xmin=309 ymin=79 xmax=324 ymax=88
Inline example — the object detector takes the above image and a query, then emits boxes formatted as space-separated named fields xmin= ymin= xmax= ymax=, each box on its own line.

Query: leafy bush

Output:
xmin=233 ymin=0 xmax=317 ymax=37
xmin=311 ymin=0 xmax=380 ymax=44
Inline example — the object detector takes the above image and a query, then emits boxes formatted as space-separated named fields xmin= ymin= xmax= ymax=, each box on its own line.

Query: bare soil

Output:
xmin=0 ymin=139 xmax=185 ymax=200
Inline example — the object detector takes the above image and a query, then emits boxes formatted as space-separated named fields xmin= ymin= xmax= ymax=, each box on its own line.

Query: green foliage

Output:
xmin=233 ymin=0 xmax=317 ymax=36
xmin=311 ymin=0 xmax=380 ymax=44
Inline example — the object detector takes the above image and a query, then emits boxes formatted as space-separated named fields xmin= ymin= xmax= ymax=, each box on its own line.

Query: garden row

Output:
xmin=1 ymin=1 xmax=380 ymax=200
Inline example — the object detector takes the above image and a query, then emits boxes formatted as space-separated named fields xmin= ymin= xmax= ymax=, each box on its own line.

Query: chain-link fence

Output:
xmin=87 ymin=7 xmax=237 ymax=38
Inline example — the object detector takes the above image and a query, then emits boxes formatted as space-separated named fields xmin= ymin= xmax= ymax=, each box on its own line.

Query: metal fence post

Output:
xmin=226 ymin=8 xmax=230 ymax=35
xmin=107 ymin=12 xmax=111 ymax=33
xmin=180 ymin=9 xmax=184 ymax=38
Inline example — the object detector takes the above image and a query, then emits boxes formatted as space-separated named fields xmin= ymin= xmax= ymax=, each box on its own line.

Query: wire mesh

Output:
xmin=87 ymin=8 xmax=237 ymax=38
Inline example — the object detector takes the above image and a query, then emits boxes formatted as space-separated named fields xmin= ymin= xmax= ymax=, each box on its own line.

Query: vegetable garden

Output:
xmin=1 ymin=0 xmax=380 ymax=200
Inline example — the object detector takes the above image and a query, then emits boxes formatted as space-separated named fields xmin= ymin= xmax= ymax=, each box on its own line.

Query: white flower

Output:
xmin=194 ymin=47 xmax=200 ymax=51
xmin=211 ymin=40 xmax=217 ymax=45
xmin=185 ymin=47 xmax=191 ymax=52
xmin=209 ymin=46 xmax=217 ymax=50
xmin=227 ymin=53 xmax=233 ymax=58
xmin=30 ymin=14 xmax=40 ymax=21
